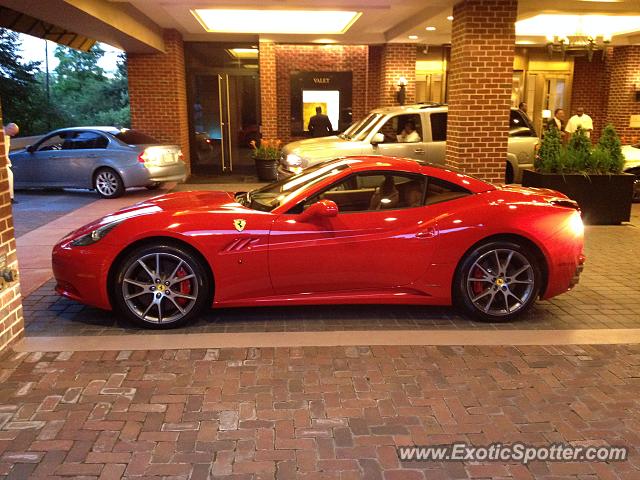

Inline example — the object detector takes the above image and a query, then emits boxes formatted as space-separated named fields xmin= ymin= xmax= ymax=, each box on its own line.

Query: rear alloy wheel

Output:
xmin=113 ymin=244 xmax=210 ymax=328
xmin=94 ymin=168 xmax=125 ymax=198
xmin=455 ymin=241 xmax=541 ymax=322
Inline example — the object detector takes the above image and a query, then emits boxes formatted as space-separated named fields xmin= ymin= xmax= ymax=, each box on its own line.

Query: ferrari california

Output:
xmin=52 ymin=156 xmax=585 ymax=328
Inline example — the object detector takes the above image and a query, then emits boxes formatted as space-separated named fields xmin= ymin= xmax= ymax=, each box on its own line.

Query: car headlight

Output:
xmin=285 ymin=153 xmax=306 ymax=168
xmin=70 ymin=221 xmax=123 ymax=247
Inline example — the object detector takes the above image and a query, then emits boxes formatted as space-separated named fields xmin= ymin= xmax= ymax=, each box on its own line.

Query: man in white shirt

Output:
xmin=3 ymin=123 xmax=18 ymax=203
xmin=397 ymin=120 xmax=421 ymax=143
xmin=565 ymin=107 xmax=593 ymax=138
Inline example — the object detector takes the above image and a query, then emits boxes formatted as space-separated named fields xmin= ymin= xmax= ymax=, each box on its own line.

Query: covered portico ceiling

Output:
xmin=113 ymin=0 xmax=640 ymax=46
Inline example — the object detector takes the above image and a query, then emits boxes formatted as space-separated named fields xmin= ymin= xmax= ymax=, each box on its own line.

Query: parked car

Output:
xmin=622 ymin=143 xmax=640 ymax=201
xmin=278 ymin=104 xmax=538 ymax=183
xmin=11 ymin=127 xmax=187 ymax=198
xmin=53 ymin=156 xmax=584 ymax=328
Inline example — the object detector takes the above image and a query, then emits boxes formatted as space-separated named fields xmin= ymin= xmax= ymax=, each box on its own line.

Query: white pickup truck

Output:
xmin=279 ymin=104 xmax=539 ymax=183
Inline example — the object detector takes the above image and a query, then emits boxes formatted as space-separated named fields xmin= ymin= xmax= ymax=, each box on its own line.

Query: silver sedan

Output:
xmin=11 ymin=127 xmax=187 ymax=198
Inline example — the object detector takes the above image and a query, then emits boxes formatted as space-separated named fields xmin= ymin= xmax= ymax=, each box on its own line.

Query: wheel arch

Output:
xmin=451 ymin=232 xmax=549 ymax=302
xmin=106 ymin=235 xmax=216 ymax=309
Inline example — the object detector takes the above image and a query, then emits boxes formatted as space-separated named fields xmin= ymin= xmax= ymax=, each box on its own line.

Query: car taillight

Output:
xmin=138 ymin=150 xmax=148 ymax=163
xmin=178 ymin=151 xmax=184 ymax=161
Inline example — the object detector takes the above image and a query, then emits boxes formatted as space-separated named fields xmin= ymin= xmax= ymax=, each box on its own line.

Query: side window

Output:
xmin=509 ymin=110 xmax=535 ymax=137
xmin=300 ymin=172 xmax=427 ymax=213
xmin=425 ymin=177 xmax=470 ymax=205
xmin=377 ymin=114 xmax=423 ymax=144
xmin=37 ymin=134 xmax=68 ymax=152
xmin=430 ymin=112 xmax=447 ymax=142
xmin=70 ymin=132 xmax=109 ymax=149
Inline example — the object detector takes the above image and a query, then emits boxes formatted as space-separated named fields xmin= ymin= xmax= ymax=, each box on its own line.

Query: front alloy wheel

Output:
xmin=456 ymin=241 xmax=541 ymax=322
xmin=113 ymin=244 xmax=210 ymax=328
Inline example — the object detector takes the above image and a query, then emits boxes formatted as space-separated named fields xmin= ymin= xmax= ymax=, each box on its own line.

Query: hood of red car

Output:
xmin=131 ymin=190 xmax=239 ymax=212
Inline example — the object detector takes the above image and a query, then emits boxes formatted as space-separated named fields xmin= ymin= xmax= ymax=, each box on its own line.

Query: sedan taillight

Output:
xmin=138 ymin=150 xmax=148 ymax=163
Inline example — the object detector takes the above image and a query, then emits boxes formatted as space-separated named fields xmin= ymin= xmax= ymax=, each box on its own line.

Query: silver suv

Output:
xmin=279 ymin=104 xmax=538 ymax=183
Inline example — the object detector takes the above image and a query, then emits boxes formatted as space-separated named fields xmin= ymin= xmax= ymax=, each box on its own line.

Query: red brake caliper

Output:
xmin=471 ymin=267 xmax=484 ymax=295
xmin=175 ymin=268 xmax=191 ymax=306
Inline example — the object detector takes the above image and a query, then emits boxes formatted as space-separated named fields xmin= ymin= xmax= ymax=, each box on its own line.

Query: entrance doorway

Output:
xmin=186 ymin=44 xmax=260 ymax=176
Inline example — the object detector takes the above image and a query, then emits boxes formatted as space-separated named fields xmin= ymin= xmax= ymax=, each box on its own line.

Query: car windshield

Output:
xmin=237 ymin=160 xmax=351 ymax=212
xmin=114 ymin=129 xmax=160 ymax=145
xmin=347 ymin=113 xmax=384 ymax=141
xmin=338 ymin=117 xmax=366 ymax=139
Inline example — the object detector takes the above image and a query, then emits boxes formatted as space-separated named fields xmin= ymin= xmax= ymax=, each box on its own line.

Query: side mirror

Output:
xmin=371 ymin=133 xmax=385 ymax=146
xmin=299 ymin=199 xmax=339 ymax=222
xmin=26 ymin=145 xmax=35 ymax=153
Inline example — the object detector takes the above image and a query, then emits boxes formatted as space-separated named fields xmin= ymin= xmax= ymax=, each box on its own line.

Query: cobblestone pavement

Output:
xmin=24 ymin=220 xmax=640 ymax=336
xmin=0 ymin=344 xmax=639 ymax=479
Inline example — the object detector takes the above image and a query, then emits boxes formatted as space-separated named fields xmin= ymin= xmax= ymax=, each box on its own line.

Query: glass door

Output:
xmin=186 ymin=43 xmax=260 ymax=176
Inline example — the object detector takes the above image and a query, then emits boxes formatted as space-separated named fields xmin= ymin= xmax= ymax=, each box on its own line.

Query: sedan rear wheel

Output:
xmin=112 ymin=244 xmax=210 ymax=328
xmin=94 ymin=168 xmax=125 ymax=198
xmin=455 ymin=241 xmax=541 ymax=322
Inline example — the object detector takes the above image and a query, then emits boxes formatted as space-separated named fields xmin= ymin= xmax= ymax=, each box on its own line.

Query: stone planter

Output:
xmin=521 ymin=170 xmax=635 ymax=225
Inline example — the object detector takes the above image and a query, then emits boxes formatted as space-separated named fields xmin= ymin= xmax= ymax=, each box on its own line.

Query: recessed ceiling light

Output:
xmin=312 ymin=38 xmax=338 ymax=44
xmin=408 ymin=35 xmax=419 ymax=40
xmin=516 ymin=14 xmax=640 ymax=37
xmin=192 ymin=9 xmax=362 ymax=34
xmin=227 ymin=48 xmax=259 ymax=59
xmin=447 ymin=16 xmax=454 ymax=21
xmin=425 ymin=26 xmax=436 ymax=31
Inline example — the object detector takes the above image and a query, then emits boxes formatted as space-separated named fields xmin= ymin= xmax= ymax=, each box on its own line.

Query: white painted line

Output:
xmin=13 ymin=328 xmax=640 ymax=352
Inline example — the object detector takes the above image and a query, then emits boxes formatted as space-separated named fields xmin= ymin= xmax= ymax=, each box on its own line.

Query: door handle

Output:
xmin=416 ymin=227 xmax=437 ymax=239
xmin=414 ymin=148 xmax=425 ymax=154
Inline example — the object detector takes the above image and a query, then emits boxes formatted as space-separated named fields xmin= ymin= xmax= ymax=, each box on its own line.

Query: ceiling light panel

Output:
xmin=193 ymin=9 xmax=362 ymax=34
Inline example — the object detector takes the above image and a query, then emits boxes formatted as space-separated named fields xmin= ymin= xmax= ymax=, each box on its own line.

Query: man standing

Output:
xmin=3 ymin=123 xmax=18 ymax=203
xmin=307 ymin=106 xmax=333 ymax=138
xmin=565 ymin=107 xmax=593 ymax=138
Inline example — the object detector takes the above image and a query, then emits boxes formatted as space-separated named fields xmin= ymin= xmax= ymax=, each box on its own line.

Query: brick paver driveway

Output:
xmin=1 ymin=344 xmax=639 ymax=479
xmin=24 ymin=218 xmax=640 ymax=335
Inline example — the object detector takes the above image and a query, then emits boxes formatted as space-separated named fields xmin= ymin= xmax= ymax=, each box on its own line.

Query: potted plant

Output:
xmin=522 ymin=124 xmax=634 ymax=224
xmin=250 ymin=138 xmax=281 ymax=182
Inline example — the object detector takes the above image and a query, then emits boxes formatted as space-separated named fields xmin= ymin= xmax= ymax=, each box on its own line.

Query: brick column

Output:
xmin=445 ymin=0 xmax=517 ymax=183
xmin=378 ymin=44 xmax=416 ymax=107
xmin=259 ymin=41 xmax=278 ymax=140
xmin=606 ymin=46 xmax=640 ymax=144
xmin=571 ymin=51 xmax=611 ymax=142
xmin=128 ymin=30 xmax=191 ymax=173
xmin=0 ymin=102 xmax=24 ymax=353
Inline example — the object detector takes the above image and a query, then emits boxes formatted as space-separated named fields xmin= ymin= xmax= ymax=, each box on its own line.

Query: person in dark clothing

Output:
xmin=307 ymin=106 xmax=333 ymax=137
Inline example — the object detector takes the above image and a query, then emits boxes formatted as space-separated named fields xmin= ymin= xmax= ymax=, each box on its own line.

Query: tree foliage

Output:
xmin=0 ymin=29 xmax=129 ymax=136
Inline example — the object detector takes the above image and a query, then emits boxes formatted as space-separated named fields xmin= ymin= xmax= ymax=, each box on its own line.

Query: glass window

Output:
xmin=301 ymin=172 xmax=427 ymax=213
xmin=350 ymin=113 xmax=384 ymax=140
xmin=37 ymin=134 xmax=69 ymax=151
xmin=238 ymin=160 xmax=351 ymax=212
xmin=430 ymin=112 xmax=447 ymax=142
xmin=115 ymin=129 xmax=159 ymax=145
xmin=376 ymin=114 xmax=423 ymax=144
xmin=69 ymin=132 xmax=108 ymax=149
xmin=424 ymin=177 xmax=470 ymax=205
xmin=509 ymin=110 xmax=536 ymax=137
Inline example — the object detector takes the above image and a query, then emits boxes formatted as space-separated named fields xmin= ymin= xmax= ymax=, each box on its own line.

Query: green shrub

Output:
xmin=536 ymin=126 xmax=562 ymax=173
xmin=588 ymin=146 xmax=612 ymax=174
xmin=597 ymin=123 xmax=624 ymax=173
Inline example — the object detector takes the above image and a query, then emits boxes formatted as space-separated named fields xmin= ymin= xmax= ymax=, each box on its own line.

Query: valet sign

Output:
xmin=290 ymin=71 xmax=353 ymax=136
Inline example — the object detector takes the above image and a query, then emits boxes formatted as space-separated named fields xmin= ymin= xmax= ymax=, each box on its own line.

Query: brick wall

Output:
xmin=259 ymin=41 xmax=278 ymax=140
xmin=0 ymin=103 xmax=24 ymax=353
xmin=367 ymin=45 xmax=382 ymax=111
xmin=128 ymin=30 xmax=191 ymax=172
xmin=378 ymin=44 xmax=416 ymax=107
xmin=571 ymin=50 xmax=611 ymax=142
xmin=445 ymin=0 xmax=517 ymax=183
xmin=606 ymin=46 xmax=640 ymax=144
xmin=271 ymin=44 xmax=369 ymax=143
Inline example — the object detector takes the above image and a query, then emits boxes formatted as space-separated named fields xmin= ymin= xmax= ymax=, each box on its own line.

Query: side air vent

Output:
xmin=549 ymin=198 xmax=580 ymax=210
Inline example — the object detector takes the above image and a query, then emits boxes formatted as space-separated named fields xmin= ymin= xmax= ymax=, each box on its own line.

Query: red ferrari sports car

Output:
xmin=52 ymin=156 xmax=585 ymax=328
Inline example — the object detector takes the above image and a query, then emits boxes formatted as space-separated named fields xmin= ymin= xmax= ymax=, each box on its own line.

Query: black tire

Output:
xmin=146 ymin=182 xmax=163 ymax=190
xmin=112 ymin=243 xmax=211 ymax=329
xmin=454 ymin=240 xmax=541 ymax=322
xmin=505 ymin=162 xmax=514 ymax=184
xmin=94 ymin=168 xmax=125 ymax=198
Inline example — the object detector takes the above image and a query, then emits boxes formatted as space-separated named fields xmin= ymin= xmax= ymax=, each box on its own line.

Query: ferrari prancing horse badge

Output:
xmin=233 ymin=219 xmax=247 ymax=232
